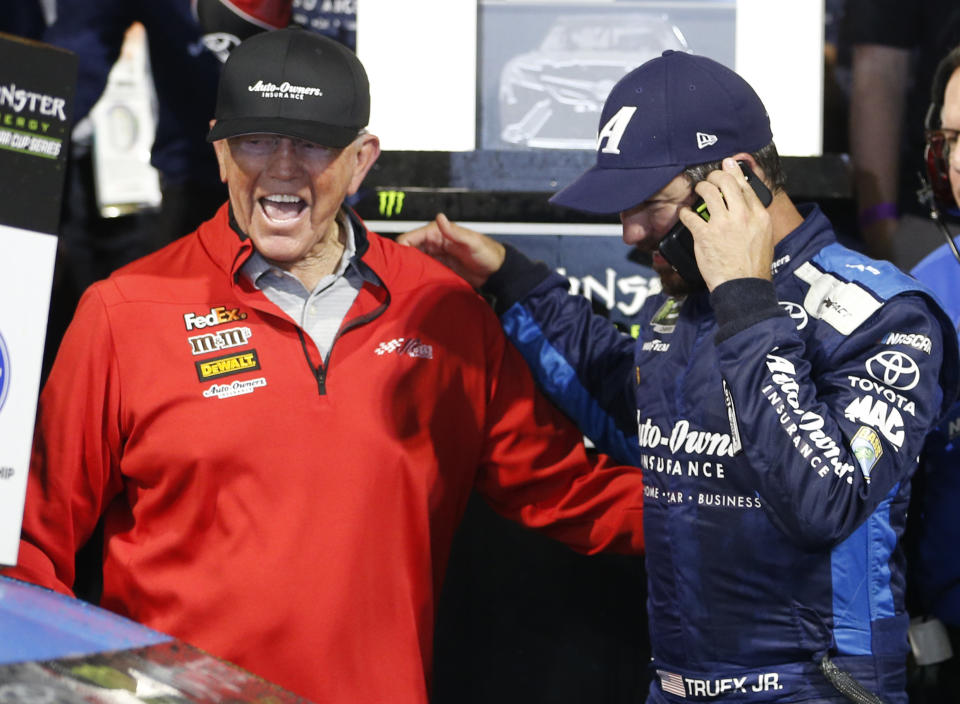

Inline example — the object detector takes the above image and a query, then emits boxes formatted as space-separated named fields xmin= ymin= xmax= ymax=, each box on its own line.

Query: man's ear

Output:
xmin=732 ymin=152 xmax=768 ymax=188
xmin=209 ymin=120 xmax=229 ymax=183
xmin=346 ymin=133 xmax=381 ymax=195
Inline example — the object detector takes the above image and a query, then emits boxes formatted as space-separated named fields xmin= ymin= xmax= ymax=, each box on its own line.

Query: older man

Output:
xmin=4 ymin=29 xmax=645 ymax=703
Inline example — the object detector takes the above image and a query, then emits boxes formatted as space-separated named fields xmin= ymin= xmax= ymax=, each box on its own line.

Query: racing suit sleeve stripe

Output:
xmin=501 ymin=302 xmax=644 ymax=467
xmin=474 ymin=306 xmax=644 ymax=555
xmin=831 ymin=482 xmax=899 ymax=655
xmin=483 ymin=244 xmax=640 ymax=457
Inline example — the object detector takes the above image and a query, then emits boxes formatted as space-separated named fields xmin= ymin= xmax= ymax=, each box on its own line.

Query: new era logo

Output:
xmin=696 ymin=132 xmax=718 ymax=149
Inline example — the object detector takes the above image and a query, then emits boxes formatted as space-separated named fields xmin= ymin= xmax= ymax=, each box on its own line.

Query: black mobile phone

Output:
xmin=657 ymin=161 xmax=773 ymax=287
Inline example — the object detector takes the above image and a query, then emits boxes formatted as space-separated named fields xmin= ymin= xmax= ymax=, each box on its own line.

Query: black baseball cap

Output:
xmin=550 ymin=50 xmax=772 ymax=215
xmin=206 ymin=28 xmax=370 ymax=148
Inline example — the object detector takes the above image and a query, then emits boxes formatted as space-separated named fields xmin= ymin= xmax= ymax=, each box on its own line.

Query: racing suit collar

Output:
xmin=769 ymin=203 xmax=834 ymax=281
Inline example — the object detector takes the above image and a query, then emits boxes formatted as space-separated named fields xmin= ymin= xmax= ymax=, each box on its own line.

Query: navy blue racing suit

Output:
xmin=483 ymin=204 xmax=960 ymax=703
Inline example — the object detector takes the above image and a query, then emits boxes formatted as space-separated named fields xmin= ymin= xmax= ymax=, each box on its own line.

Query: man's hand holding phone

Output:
xmin=660 ymin=158 xmax=774 ymax=292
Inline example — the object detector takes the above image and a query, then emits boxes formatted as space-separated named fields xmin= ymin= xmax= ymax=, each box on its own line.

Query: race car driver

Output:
xmin=400 ymin=50 xmax=960 ymax=703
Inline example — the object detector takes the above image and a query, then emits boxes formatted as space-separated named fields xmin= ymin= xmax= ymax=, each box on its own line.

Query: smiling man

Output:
xmin=214 ymin=133 xmax=375 ymax=284
xmin=3 ymin=28 xmax=648 ymax=704
xmin=205 ymin=29 xmax=379 ymax=292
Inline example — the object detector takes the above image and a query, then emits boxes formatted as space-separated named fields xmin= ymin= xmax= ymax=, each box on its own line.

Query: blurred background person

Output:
xmin=0 ymin=0 xmax=48 ymax=39
xmin=906 ymin=42 xmax=960 ymax=703
xmin=847 ymin=0 xmax=960 ymax=267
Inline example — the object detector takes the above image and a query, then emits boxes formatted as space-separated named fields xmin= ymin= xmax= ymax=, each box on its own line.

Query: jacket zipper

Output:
xmin=295 ymin=283 xmax=391 ymax=396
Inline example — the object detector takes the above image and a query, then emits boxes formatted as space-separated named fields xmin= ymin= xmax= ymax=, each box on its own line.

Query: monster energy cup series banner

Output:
xmin=0 ymin=32 xmax=76 ymax=235
xmin=0 ymin=33 xmax=73 ymax=566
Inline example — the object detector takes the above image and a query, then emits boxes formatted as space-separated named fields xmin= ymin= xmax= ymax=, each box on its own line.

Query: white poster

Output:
xmin=359 ymin=0 xmax=822 ymax=155
xmin=0 ymin=225 xmax=57 ymax=566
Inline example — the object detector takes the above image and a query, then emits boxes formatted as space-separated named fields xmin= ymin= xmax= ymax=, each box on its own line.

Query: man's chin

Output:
xmin=655 ymin=267 xmax=703 ymax=298
xmin=659 ymin=270 xmax=703 ymax=298
xmin=247 ymin=229 xmax=306 ymax=264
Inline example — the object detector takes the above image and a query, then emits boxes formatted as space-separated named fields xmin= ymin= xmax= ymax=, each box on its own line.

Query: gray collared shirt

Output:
xmin=241 ymin=211 xmax=363 ymax=363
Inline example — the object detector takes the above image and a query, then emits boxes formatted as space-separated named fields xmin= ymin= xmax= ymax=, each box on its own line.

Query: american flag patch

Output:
xmin=657 ymin=669 xmax=686 ymax=698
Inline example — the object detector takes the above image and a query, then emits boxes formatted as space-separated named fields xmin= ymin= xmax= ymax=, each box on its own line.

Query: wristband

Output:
xmin=857 ymin=202 xmax=899 ymax=228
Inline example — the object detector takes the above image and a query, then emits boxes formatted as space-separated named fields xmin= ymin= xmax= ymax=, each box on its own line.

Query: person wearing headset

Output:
xmin=906 ymin=43 xmax=960 ymax=702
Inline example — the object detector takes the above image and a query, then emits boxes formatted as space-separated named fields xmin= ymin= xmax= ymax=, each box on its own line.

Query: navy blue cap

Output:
xmin=550 ymin=50 xmax=772 ymax=215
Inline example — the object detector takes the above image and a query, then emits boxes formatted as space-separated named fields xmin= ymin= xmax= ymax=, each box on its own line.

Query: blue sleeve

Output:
xmin=715 ymin=291 xmax=954 ymax=548
xmin=483 ymin=245 xmax=642 ymax=466
xmin=909 ymin=244 xmax=960 ymax=623
xmin=912 ymin=399 xmax=960 ymax=624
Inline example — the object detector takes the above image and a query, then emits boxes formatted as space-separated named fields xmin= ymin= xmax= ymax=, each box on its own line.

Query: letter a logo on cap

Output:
xmin=696 ymin=132 xmax=718 ymax=149
xmin=597 ymin=106 xmax=638 ymax=154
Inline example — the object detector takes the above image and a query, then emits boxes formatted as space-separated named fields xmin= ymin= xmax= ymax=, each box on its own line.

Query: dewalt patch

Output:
xmin=195 ymin=349 xmax=261 ymax=381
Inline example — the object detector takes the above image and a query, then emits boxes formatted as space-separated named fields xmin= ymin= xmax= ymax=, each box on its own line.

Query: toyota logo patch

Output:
xmin=865 ymin=350 xmax=920 ymax=391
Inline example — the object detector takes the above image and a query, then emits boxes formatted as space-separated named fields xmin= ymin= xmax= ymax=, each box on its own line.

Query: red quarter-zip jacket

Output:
xmin=6 ymin=204 xmax=644 ymax=703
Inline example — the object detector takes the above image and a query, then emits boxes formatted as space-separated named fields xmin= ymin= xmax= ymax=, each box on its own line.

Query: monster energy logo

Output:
xmin=378 ymin=190 xmax=405 ymax=217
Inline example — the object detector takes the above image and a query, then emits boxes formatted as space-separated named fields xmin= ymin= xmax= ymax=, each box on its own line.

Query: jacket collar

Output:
xmin=770 ymin=203 xmax=835 ymax=280
xmin=199 ymin=202 xmax=380 ymax=287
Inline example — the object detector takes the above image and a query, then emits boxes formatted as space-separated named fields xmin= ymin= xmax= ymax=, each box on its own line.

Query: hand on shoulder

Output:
xmin=397 ymin=214 xmax=505 ymax=289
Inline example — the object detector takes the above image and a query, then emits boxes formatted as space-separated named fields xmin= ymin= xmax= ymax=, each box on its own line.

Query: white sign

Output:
xmin=359 ymin=0 xmax=476 ymax=151
xmin=359 ymin=0 xmax=823 ymax=155
xmin=0 ymin=224 xmax=56 ymax=566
